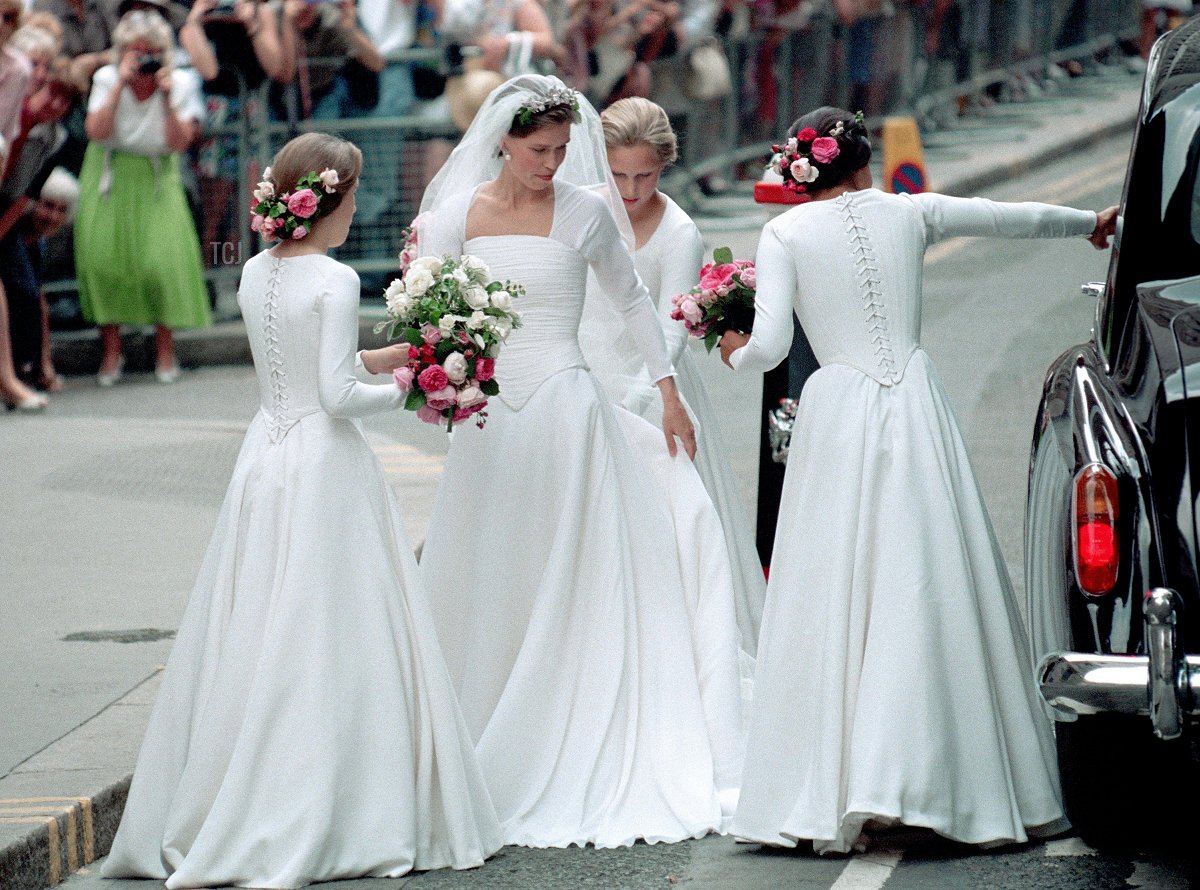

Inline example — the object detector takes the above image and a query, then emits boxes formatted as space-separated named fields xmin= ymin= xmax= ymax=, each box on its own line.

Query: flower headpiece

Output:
xmin=250 ymin=166 xmax=341 ymax=241
xmin=768 ymin=110 xmax=865 ymax=196
xmin=514 ymin=85 xmax=581 ymax=128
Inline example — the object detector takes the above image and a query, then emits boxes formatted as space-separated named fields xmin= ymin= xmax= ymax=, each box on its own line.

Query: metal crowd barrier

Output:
xmin=42 ymin=0 xmax=1150 ymax=314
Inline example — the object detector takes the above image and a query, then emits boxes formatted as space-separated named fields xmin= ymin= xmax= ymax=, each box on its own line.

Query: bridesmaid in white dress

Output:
xmin=418 ymin=75 xmax=739 ymax=848
xmin=720 ymin=107 xmax=1119 ymax=855
xmin=580 ymin=97 xmax=767 ymax=659
xmin=102 ymin=133 xmax=502 ymax=888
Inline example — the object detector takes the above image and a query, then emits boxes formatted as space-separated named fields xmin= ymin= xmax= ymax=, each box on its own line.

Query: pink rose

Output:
xmin=259 ymin=216 xmax=279 ymax=240
xmin=475 ymin=357 xmax=495 ymax=382
xmin=250 ymin=213 xmax=264 ymax=233
xmin=699 ymin=262 xmax=737 ymax=293
xmin=457 ymin=384 xmax=486 ymax=408
xmin=680 ymin=298 xmax=703 ymax=324
xmin=670 ymin=307 xmax=684 ymax=321
xmin=796 ymin=127 xmax=818 ymax=142
xmin=416 ymin=404 xmax=444 ymax=425
xmin=420 ymin=324 xmax=442 ymax=345
xmin=393 ymin=367 xmax=415 ymax=392
xmin=291 ymin=225 xmax=308 ymax=240
xmin=287 ymin=188 xmax=319 ymax=219
xmin=417 ymin=364 xmax=449 ymax=393
xmin=810 ymin=136 xmax=840 ymax=164
xmin=453 ymin=402 xmax=485 ymax=422
xmin=738 ymin=266 xmax=756 ymax=288
xmin=407 ymin=344 xmax=420 ymax=361
xmin=425 ymin=385 xmax=458 ymax=411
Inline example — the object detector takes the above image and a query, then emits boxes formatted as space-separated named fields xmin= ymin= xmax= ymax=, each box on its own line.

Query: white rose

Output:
xmin=464 ymin=284 xmax=491 ymax=311
xmin=404 ymin=267 xmax=436 ymax=297
xmin=457 ymin=384 xmax=486 ymax=408
xmin=790 ymin=157 xmax=819 ymax=184
xmin=486 ymin=342 xmax=502 ymax=358
xmin=467 ymin=310 xmax=487 ymax=330
xmin=489 ymin=316 xmax=513 ymax=340
xmin=443 ymin=351 xmax=468 ymax=384
xmin=461 ymin=255 xmax=491 ymax=283
xmin=253 ymin=180 xmax=274 ymax=202
xmin=449 ymin=268 xmax=470 ymax=287
xmin=489 ymin=290 xmax=513 ymax=312
xmin=438 ymin=313 xmax=461 ymax=333
xmin=384 ymin=279 xmax=411 ymax=316
xmin=318 ymin=168 xmax=339 ymax=191
xmin=410 ymin=256 xmax=443 ymax=277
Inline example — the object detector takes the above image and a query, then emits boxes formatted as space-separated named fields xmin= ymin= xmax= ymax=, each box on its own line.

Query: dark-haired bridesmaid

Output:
xmin=722 ymin=106 xmax=1118 ymax=854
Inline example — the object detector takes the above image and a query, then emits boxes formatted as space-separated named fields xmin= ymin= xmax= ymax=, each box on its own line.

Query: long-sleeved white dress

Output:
xmin=580 ymin=194 xmax=768 ymax=658
xmin=729 ymin=188 xmax=1094 ymax=854
xmin=419 ymin=180 xmax=738 ymax=848
xmin=102 ymin=251 xmax=503 ymax=888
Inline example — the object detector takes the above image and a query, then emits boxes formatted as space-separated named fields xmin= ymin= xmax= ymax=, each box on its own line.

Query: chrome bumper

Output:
xmin=1038 ymin=588 xmax=1199 ymax=740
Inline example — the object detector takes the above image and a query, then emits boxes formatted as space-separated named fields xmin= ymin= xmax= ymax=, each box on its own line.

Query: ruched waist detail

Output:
xmin=496 ymin=337 xmax=587 ymax=411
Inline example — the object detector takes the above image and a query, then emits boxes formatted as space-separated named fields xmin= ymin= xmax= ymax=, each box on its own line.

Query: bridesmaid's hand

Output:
xmin=1088 ymin=206 xmax=1118 ymax=250
xmin=658 ymin=377 xmax=697 ymax=460
xmin=719 ymin=330 xmax=750 ymax=369
xmin=361 ymin=344 xmax=413 ymax=375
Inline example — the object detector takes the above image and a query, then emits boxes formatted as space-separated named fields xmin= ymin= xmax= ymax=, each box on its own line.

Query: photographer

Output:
xmin=179 ymin=0 xmax=289 ymax=263
xmin=274 ymin=0 xmax=385 ymax=119
xmin=77 ymin=9 xmax=210 ymax=386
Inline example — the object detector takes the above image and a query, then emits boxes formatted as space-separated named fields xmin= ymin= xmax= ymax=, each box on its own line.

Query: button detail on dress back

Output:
xmin=264 ymin=258 xmax=290 ymax=443
xmin=837 ymin=193 xmax=899 ymax=385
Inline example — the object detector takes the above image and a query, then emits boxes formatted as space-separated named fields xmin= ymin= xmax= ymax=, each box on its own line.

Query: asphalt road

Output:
xmin=9 ymin=134 xmax=1196 ymax=889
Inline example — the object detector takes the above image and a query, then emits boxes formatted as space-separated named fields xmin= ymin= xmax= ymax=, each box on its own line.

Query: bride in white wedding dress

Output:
xmin=721 ymin=108 xmax=1119 ymax=855
xmin=417 ymin=75 xmax=741 ymax=849
xmin=579 ymin=97 xmax=766 ymax=660
xmin=102 ymin=134 xmax=501 ymax=889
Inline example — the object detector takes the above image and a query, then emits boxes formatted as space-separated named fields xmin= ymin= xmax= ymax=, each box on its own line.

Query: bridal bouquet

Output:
xmin=379 ymin=254 xmax=523 ymax=432
xmin=670 ymin=247 xmax=757 ymax=353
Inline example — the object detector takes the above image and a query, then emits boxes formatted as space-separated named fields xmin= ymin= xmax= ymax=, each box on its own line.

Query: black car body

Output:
xmin=1028 ymin=18 xmax=1200 ymax=841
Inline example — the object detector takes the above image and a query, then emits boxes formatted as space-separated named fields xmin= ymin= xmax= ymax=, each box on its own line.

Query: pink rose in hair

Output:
xmin=417 ymin=364 xmax=449 ymax=393
xmin=250 ymin=213 xmax=264 ymax=233
xmin=287 ymin=188 xmax=319 ymax=219
xmin=475 ymin=357 xmax=495 ymax=382
xmin=259 ymin=216 xmax=279 ymax=239
xmin=416 ymin=404 xmax=443 ymax=425
xmin=796 ymin=127 xmax=818 ymax=142
xmin=393 ymin=367 xmax=415 ymax=392
xmin=291 ymin=225 xmax=308 ymax=240
xmin=810 ymin=137 xmax=840 ymax=164
xmin=425 ymin=385 xmax=458 ymax=411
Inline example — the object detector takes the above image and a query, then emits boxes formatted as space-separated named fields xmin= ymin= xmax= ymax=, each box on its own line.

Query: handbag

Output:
xmin=683 ymin=39 xmax=732 ymax=100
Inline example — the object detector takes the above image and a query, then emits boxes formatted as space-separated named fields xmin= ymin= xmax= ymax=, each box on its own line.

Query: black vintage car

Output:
xmin=1028 ymin=17 xmax=1200 ymax=843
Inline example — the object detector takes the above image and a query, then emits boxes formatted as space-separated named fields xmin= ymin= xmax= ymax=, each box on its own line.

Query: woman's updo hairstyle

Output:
xmin=267 ymin=132 xmax=362 ymax=221
xmin=779 ymin=106 xmax=871 ymax=193
xmin=600 ymin=97 xmax=677 ymax=167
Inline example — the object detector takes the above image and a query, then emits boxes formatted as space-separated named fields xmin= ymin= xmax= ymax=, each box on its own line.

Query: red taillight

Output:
xmin=1073 ymin=464 xmax=1120 ymax=595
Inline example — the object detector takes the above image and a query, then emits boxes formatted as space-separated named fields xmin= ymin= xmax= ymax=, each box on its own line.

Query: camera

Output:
xmin=137 ymin=52 xmax=163 ymax=74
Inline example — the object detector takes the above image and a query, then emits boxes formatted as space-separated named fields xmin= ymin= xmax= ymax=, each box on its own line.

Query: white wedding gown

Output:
xmin=102 ymin=252 xmax=502 ymax=888
xmin=580 ymin=193 xmax=767 ymax=658
xmin=729 ymin=189 xmax=1095 ymax=854
xmin=419 ymin=180 xmax=738 ymax=848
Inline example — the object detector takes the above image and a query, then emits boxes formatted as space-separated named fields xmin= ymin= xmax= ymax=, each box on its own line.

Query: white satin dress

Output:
xmin=580 ymin=194 xmax=767 ymax=659
xmin=102 ymin=252 xmax=502 ymax=888
xmin=730 ymin=189 xmax=1095 ymax=854
xmin=419 ymin=180 xmax=738 ymax=848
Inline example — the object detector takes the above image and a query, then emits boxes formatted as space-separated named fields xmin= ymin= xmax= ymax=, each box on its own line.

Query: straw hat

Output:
xmin=446 ymin=67 xmax=505 ymax=133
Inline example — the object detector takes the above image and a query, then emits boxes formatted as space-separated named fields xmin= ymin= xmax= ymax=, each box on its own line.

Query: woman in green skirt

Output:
xmin=77 ymin=9 xmax=210 ymax=385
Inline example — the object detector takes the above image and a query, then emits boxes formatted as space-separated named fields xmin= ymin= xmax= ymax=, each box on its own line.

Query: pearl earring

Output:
xmin=503 ymin=152 xmax=512 ymax=161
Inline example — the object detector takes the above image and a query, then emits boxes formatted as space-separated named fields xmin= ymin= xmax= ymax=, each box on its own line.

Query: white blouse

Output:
xmin=88 ymin=64 xmax=204 ymax=157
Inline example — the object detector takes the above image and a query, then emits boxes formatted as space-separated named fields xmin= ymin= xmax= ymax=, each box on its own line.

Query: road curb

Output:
xmin=0 ymin=778 xmax=129 ymax=890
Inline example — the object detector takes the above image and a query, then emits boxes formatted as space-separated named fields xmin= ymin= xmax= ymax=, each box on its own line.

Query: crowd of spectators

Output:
xmin=0 ymin=0 xmax=1188 ymax=404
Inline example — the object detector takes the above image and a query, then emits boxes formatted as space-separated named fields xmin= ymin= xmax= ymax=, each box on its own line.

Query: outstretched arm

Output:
xmin=908 ymin=192 xmax=1105 ymax=245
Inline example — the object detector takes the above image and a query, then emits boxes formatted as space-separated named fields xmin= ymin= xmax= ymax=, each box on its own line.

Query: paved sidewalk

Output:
xmin=0 ymin=64 xmax=1144 ymax=890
